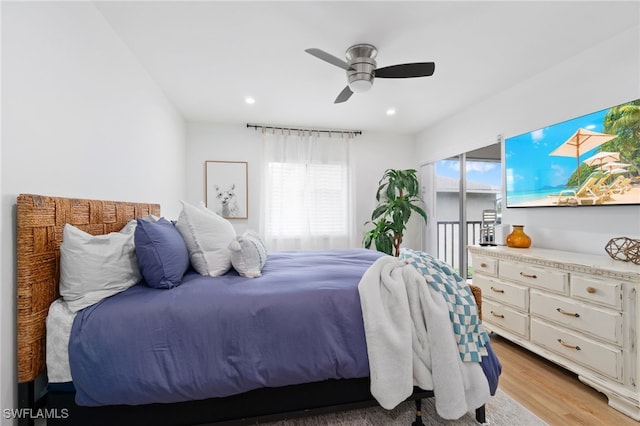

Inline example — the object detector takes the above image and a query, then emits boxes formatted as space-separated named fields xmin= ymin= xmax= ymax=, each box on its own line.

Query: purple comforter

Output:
xmin=69 ymin=248 xmax=500 ymax=407
xmin=69 ymin=249 xmax=385 ymax=406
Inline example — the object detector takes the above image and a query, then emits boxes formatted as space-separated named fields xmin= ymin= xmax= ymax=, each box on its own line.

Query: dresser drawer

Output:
xmin=499 ymin=260 xmax=568 ymax=294
xmin=530 ymin=290 xmax=622 ymax=345
xmin=571 ymin=274 xmax=622 ymax=310
xmin=531 ymin=318 xmax=622 ymax=382
xmin=472 ymin=255 xmax=498 ymax=277
xmin=483 ymin=299 xmax=529 ymax=339
xmin=473 ymin=275 xmax=528 ymax=311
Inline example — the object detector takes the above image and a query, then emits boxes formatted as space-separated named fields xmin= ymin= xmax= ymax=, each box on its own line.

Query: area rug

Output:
xmin=263 ymin=389 xmax=548 ymax=425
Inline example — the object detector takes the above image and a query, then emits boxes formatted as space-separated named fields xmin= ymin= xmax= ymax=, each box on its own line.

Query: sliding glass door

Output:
xmin=421 ymin=143 xmax=502 ymax=279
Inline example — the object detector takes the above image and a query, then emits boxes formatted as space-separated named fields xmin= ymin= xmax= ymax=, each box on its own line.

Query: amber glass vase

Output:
xmin=506 ymin=225 xmax=531 ymax=248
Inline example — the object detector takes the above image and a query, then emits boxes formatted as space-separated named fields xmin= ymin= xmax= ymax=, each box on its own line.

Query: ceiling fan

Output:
xmin=305 ymin=43 xmax=435 ymax=104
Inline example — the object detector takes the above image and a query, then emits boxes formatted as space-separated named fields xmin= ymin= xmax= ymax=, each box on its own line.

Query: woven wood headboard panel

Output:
xmin=16 ymin=194 xmax=161 ymax=383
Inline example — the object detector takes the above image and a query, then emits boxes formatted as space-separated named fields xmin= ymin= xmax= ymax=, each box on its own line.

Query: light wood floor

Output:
xmin=490 ymin=334 xmax=638 ymax=426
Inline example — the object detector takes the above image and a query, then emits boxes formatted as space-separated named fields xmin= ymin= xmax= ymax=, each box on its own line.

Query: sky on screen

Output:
xmin=505 ymin=107 xmax=609 ymax=192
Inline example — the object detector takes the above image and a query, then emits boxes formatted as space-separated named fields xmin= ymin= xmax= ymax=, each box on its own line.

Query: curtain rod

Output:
xmin=246 ymin=123 xmax=362 ymax=137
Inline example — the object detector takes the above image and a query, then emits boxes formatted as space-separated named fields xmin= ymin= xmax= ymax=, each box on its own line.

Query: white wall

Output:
xmin=416 ymin=25 xmax=640 ymax=255
xmin=186 ymin=123 xmax=422 ymax=250
xmin=186 ymin=123 xmax=263 ymax=234
xmin=1 ymin=2 xmax=186 ymax=423
xmin=352 ymin=131 xmax=423 ymax=250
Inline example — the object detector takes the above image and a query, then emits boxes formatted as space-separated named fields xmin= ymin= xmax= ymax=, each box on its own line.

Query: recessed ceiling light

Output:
xmin=386 ymin=108 xmax=396 ymax=116
xmin=245 ymin=97 xmax=256 ymax=105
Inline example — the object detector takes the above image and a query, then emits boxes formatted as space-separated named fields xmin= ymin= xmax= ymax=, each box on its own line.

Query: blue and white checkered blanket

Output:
xmin=400 ymin=248 xmax=489 ymax=362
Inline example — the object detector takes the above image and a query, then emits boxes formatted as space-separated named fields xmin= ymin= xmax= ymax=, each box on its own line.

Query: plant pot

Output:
xmin=506 ymin=225 xmax=531 ymax=248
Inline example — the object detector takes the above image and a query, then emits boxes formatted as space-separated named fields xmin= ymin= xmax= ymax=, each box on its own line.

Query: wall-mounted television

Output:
xmin=504 ymin=99 xmax=640 ymax=208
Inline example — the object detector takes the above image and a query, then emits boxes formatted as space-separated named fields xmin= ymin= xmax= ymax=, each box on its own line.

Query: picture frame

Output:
xmin=205 ymin=161 xmax=248 ymax=219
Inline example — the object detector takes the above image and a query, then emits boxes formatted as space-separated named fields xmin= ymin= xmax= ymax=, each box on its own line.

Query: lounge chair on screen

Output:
xmin=550 ymin=171 xmax=605 ymax=205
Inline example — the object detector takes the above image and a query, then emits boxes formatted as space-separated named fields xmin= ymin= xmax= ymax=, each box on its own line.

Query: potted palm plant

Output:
xmin=363 ymin=169 xmax=428 ymax=256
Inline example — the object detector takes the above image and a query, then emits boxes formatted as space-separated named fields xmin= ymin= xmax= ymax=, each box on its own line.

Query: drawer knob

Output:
xmin=519 ymin=272 xmax=537 ymax=279
xmin=480 ymin=262 xmax=488 ymax=268
xmin=556 ymin=308 xmax=580 ymax=318
xmin=586 ymin=286 xmax=596 ymax=294
xmin=490 ymin=286 xmax=505 ymax=294
xmin=490 ymin=310 xmax=505 ymax=319
xmin=557 ymin=338 xmax=581 ymax=351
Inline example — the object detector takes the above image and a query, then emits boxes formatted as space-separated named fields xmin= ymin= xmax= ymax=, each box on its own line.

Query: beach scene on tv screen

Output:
xmin=505 ymin=99 xmax=640 ymax=207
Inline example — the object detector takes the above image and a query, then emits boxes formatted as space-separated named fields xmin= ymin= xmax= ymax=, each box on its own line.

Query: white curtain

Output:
xmin=261 ymin=129 xmax=355 ymax=251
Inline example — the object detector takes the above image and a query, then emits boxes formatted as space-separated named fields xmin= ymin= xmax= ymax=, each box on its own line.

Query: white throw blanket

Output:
xmin=358 ymin=255 xmax=490 ymax=419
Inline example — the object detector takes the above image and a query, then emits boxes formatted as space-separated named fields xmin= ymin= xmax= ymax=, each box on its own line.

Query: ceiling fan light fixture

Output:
xmin=348 ymin=78 xmax=373 ymax=93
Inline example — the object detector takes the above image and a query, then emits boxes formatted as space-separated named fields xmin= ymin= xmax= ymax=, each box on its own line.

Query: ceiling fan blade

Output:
xmin=305 ymin=48 xmax=351 ymax=71
xmin=334 ymin=86 xmax=353 ymax=104
xmin=375 ymin=62 xmax=435 ymax=78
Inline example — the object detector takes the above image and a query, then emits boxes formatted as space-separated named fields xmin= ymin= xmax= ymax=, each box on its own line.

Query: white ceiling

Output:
xmin=95 ymin=1 xmax=640 ymax=135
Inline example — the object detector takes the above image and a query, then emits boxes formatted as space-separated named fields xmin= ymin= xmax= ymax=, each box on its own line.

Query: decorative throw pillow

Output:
xmin=134 ymin=217 xmax=191 ymax=289
xmin=60 ymin=220 xmax=141 ymax=313
xmin=229 ymin=231 xmax=267 ymax=278
xmin=175 ymin=200 xmax=236 ymax=276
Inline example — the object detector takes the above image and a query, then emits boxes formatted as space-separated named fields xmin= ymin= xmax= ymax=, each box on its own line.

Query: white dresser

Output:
xmin=468 ymin=245 xmax=640 ymax=420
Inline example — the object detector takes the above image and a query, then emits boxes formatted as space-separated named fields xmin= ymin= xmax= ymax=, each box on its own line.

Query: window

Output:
xmin=266 ymin=162 xmax=349 ymax=238
xmin=261 ymin=131 xmax=353 ymax=251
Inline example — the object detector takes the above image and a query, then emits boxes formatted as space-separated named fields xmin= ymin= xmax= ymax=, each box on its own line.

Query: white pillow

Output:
xmin=229 ymin=231 xmax=267 ymax=278
xmin=59 ymin=221 xmax=140 ymax=313
xmin=141 ymin=214 xmax=160 ymax=222
xmin=175 ymin=200 xmax=236 ymax=276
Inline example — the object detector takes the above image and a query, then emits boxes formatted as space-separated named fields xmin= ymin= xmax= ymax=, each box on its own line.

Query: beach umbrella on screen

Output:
xmin=549 ymin=128 xmax=617 ymax=183
xmin=599 ymin=162 xmax=630 ymax=182
xmin=583 ymin=151 xmax=620 ymax=167
xmin=599 ymin=162 xmax=631 ymax=172
xmin=606 ymin=168 xmax=629 ymax=175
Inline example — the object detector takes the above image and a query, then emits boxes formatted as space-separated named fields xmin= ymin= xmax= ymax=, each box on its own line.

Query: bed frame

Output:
xmin=16 ymin=193 xmax=487 ymax=426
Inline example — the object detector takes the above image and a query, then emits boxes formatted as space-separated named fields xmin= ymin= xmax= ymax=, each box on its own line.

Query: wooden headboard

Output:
xmin=16 ymin=194 xmax=161 ymax=383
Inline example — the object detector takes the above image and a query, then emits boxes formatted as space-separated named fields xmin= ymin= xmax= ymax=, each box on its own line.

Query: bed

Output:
xmin=16 ymin=193 xmax=499 ymax=426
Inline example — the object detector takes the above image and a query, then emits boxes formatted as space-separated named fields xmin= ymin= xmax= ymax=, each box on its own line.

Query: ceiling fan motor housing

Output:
xmin=346 ymin=44 xmax=377 ymax=92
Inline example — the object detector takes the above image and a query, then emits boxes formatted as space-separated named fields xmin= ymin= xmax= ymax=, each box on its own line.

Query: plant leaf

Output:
xmin=375 ymin=232 xmax=393 ymax=255
xmin=371 ymin=204 xmax=389 ymax=220
xmin=410 ymin=204 xmax=428 ymax=224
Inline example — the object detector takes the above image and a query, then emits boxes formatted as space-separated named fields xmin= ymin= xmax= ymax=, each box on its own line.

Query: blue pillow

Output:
xmin=134 ymin=217 xmax=190 ymax=289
